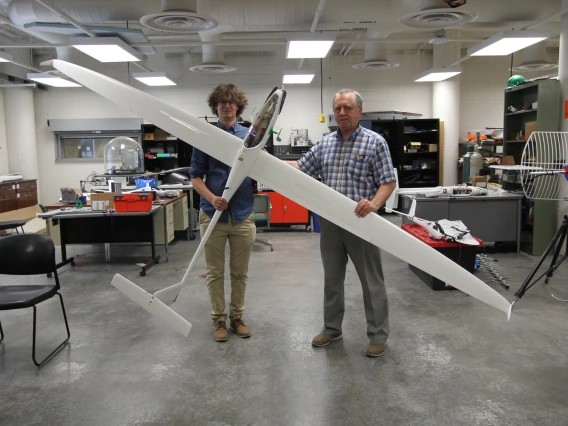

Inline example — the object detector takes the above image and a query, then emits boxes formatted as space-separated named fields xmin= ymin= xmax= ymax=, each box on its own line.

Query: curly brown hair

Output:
xmin=207 ymin=84 xmax=248 ymax=118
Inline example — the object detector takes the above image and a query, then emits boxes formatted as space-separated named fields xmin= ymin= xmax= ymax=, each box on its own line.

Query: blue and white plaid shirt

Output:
xmin=297 ymin=125 xmax=396 ymax=202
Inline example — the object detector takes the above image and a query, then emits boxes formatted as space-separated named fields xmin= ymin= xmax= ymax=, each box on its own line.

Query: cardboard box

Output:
xmin=525 ymin=121 xmax=537 ymax=140
xmin=0 ymin=204 xmax=46 ymax=235
xmin=144 ymin=133 xmax=155 ymax=140
xmin=154 ymin=129 xmax=169 ymax=140
xmin=428 ymin=144 xmax=438 ymax=152
xmin=503 ymin=155 xmax=515 ymax=165
xmin=90 ymin=192 xmax=115 ymax=211
xmin=471 ymin=175 xmax=490 ymax=188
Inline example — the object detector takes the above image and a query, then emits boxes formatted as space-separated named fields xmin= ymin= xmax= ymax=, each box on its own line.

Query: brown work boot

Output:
xmin=230 ymin=318 xmax=251 ymax=338
xmin=312 ymin=332 xmax=343 ymax=347
xmin=366 ymin=343 xmax=387 ymax=357
xmin=212 ymin=321 xmax=228 ymax=342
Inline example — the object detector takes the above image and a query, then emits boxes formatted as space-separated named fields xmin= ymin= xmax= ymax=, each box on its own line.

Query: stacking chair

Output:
xmin=253 ymin=194 xmax=273 ymax=251
xmin=0 ymin=220 xmax=26 ymax=235
xmin=0 ymin=234 xmax=70 ymax=367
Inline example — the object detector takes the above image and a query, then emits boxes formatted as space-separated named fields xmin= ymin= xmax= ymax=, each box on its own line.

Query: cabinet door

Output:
xmin=259 ymin=191 xmax=283 ymax=223
xmin=0 ymin=192 xmax=18 ymax=213
xmin=282 ymin=196 xmax=308 ymax=223
xmin=17 ymin=191 xmax=38 ymax=209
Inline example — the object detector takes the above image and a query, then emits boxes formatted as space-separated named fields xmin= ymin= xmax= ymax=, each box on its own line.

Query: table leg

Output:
xmin=53 ymin=220 xmax=75 ymax=275
xmin=105 ymin=243 xmax=110 ymax=262
xmin=517 ymin=199 xmax=521 ymax=253
xmin=141 ymin=210 xmax=160 ymax=276
xmin=163 ymin=204 xmax=169 ymax=262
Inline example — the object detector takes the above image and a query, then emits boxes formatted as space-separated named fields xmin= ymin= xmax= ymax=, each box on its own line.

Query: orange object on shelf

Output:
xmin=114 ymin=193 xmax=153 ymax=213
xmin=467 ymin=132 xmax=487 ymax=141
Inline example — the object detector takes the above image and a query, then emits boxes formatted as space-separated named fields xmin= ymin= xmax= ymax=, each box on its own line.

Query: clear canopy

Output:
xmin=104 ymin=136 xmax=144 ymax=175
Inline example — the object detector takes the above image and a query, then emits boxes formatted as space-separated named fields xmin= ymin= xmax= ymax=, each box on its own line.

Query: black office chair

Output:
xmin=254 ymin=194 xmax=273 ymax=251
xmin=0 ymin=220 xmax=26 ymax=235
xmin=0 ymin=234 xmax=70 ymax=367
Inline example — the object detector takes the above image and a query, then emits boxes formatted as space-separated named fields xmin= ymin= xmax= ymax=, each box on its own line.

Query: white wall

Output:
xmin=21 ymin=46 xmax=556 ymax=203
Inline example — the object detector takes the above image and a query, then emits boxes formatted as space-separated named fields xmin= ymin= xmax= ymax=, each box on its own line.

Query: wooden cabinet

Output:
xmin=0 ymin=183 xmax=18 ymax=213
xmin=142 ymin=124 xmax=192 ymax=173
xmin=259 ymin=190 xmax=310 ymax=228
xmin=0 ymin=180 xmax=37 ymax=213
xmin=366 ymin=119 xmax=440 ymax=188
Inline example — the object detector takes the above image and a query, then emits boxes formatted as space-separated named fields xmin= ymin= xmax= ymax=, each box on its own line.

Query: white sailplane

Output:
xmin=48 ymin=60 xmax=512 ymax=336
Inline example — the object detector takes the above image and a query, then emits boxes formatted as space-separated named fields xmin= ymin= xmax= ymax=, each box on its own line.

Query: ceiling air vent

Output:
xmin=140 ymin=12 xmax=217 ymax=33
xmin=513 ymin=61 xmax=558 ymax=72
xmin=352 ymin=61 xmax=399 ymax=70
xmin=399 ymin=9 xmax=475 ymax=29
xmin=189 ymin=64 xmax=237 ymax=73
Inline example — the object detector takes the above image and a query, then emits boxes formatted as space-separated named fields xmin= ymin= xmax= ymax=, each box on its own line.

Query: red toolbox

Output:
xmin=113 ymin=193 xmax=153 ymax=213
xmin=401 ymin=224 xmax=482 ymax=291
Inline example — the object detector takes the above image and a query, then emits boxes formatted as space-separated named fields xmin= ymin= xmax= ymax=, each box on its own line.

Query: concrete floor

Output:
xmin=1 ymin=214 xmax=568 ymax=426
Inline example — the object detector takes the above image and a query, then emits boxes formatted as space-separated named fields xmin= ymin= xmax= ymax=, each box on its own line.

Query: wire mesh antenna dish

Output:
xmin=513 ymin=131 xmax=568 ymax=308
xmin=520 ymin=131 xmax=568 ymax=201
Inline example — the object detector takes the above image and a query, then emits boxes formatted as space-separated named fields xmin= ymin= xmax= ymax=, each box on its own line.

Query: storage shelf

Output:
xmin=505 ymin=109 xmax=537 ymax=116
xmin=504 ymin=140 xmax=527 ymax=144
xmin=404 ymin=131 xmax=438 ymax=134
xmin=403 ymin=151 xmax=438 ymax=155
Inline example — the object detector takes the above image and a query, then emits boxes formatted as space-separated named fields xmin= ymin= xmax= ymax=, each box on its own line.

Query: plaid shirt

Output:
xmin=297 ymin=125 xmax=396 ymax=202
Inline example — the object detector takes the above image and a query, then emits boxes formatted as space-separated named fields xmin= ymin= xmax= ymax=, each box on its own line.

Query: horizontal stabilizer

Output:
xmin=111 ymin=274 xmax=192 ymax=337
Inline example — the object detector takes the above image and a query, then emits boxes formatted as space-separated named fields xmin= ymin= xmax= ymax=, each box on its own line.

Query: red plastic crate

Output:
xmin=401 ymin=224 xmax=482 ymax=247
xmin=402 ymin=224 xmax=482 ymax=291
xmin=113 ymin=193 xmax=153 ymax=213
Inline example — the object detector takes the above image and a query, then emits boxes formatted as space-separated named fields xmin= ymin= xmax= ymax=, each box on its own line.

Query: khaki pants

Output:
xmin=200 ymin=209 xmax=256 ymax=322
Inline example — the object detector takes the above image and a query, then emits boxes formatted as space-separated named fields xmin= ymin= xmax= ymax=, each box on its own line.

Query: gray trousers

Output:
xmin=319 ymin=216 xmax=389 ymax=344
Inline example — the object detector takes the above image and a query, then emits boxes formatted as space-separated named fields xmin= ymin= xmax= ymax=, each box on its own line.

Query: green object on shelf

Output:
xmin=507 ymin=75 xmax=525 ymax=88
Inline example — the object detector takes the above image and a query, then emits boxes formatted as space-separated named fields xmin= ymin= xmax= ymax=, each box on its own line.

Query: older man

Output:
xmin=286 ymin=89 xmax=396 ymax=357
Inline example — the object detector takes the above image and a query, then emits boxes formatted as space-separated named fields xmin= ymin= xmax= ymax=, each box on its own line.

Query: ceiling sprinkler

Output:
xmin=429 ymin=29 xmax=449 ymax=44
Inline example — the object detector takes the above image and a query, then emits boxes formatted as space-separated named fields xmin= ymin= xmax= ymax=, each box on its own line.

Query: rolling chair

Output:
xmin=0 ymin=234 xmax=71 ymax=367
xmin=253 ymin=194 xmax=273 ymax=251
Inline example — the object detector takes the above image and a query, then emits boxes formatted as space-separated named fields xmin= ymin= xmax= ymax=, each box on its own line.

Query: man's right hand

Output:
xmin=210 ymin=196 xmax=229 ymax=211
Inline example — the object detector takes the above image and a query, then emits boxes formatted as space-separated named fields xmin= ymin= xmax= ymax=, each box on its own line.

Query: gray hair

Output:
xmin=332 ymin=89 xmax=363 ymax=110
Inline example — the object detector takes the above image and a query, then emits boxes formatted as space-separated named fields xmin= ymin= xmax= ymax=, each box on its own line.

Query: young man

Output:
xmin=286 ymin=89 xmax=397 ymax=357
xmin=189 ymin=84 xmax=256 ymax=342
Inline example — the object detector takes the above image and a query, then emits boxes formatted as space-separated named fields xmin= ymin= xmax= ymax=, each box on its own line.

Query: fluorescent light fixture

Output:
xmin=0 ymin=51 xmax=13 ymax=62
xmin=27 ymin=73 xmax=81 ymax=87
xmin=467 ymin=30 xmax=550 ymax=56
xmin=414 ymin=67 xmax=462 ymax=82
xmin=133 ymin=72 xmax=176 ymax=86
xmin=70 ymin=37 xmax=143 ymax=62
xmin=287 ymin=34 xmax=335 ymax=59
xmin=283 ymin=70 xmax=315 ymax=84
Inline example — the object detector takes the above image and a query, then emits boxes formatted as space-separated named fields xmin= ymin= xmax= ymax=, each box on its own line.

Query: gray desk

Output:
xmin=400 ymin=192 xmax=524 ymax=253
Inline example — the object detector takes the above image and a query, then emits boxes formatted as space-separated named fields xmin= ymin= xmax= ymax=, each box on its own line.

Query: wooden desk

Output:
xmin=39 ymin=206 xmax=165 ymax=276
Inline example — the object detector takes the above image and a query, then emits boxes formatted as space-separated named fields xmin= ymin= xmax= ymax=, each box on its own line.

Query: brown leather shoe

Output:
xmin=366 ymin=343 xmax=387 ymax=357
xmin=312 ymin=332 xmax=343 ymax=347
xmin=212 ymin=321 xmax=228 ymax=342
xmin=230 ymin=318 xmax=251 ymax=338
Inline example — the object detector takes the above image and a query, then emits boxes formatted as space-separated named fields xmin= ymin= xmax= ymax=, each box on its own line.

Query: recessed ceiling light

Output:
xmin=27 ymin=73 xmax=81 ymax=87
xmin=70 ymin=37 xmax=143 ymax=63
xmin=414 ymin=67 xmax=462 ymax=82
xmin=133 ymin=72 xmax=176 ymax=86
xmin=467 ymin=31 xmax=550 ymax=56
xmin=0 ymin=51 xmax=13 ymax=62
